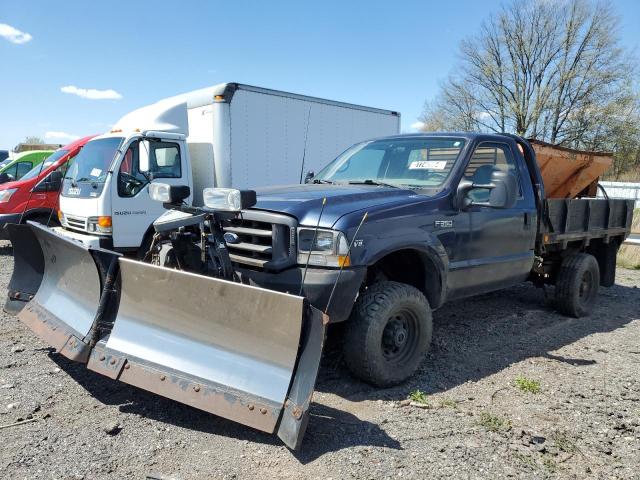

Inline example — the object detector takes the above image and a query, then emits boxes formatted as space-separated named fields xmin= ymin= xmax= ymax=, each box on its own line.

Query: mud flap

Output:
xmin=4 ymin=224 xmax=44 ymax=314
xmin=11 ymin=222 xmax=112 ymax=362
xmin=87 ymin=259 xmax=323 ymax=448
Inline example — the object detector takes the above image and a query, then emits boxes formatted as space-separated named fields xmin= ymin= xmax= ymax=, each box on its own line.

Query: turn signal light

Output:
xmin=98 ymin=216 xmax=112 ymax=228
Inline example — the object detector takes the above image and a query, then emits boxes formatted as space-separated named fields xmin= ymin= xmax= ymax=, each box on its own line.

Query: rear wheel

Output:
xmin=343 ymin=281 xmax=433 ymax=387
xmin=555 ymin=253 xmax=600 ymax=318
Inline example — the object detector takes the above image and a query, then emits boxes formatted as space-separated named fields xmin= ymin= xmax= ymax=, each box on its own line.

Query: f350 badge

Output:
xmin=434 ymin=220 xmax=454 ymax=228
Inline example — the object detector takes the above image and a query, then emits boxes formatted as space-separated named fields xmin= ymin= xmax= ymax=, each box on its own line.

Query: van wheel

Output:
xmin=343 ymin=281 xmax=432 ymax=387
xmin=555 ymin=253 xmax=600 ymax=318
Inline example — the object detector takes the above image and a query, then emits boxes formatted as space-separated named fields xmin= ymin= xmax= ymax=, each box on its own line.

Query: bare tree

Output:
xmin=420 ymin=0 xmax=637 ymax=150
xmin=23 ymin=136 xmax=45 ymax=144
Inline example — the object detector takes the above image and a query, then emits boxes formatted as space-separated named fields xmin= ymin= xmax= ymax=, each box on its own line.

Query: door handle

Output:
xmin=524 ymin=212 xmax=531 ymax=227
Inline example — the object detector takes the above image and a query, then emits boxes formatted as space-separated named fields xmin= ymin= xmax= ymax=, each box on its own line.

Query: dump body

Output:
xmin=529 ymin=139 xmax=613 ymax=199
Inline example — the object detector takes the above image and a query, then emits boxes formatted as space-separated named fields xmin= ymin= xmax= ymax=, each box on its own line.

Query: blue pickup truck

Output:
xmin=217 ymin=132 xmax=634 ymax=386
xmin=5 ymin=132 xmax=635 ymax=450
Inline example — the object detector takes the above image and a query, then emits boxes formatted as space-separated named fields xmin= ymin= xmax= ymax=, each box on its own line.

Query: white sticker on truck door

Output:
xmin=409 ymin=160 xmax=447 ymax=170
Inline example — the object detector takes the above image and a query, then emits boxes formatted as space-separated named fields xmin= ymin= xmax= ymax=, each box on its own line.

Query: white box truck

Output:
xmin=56 ymin=83 xmax=400 ymax=253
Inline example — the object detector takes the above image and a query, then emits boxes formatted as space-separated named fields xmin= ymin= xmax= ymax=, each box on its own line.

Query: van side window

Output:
xmin=118 ymin=141 xmax=148 ymax=197
xmin=148 ymin=142 xmax=181 ymax=179
xmin=463 ymin=143 xmax=521 ymax=202
xmin=16 ymin=161 xmax=33 ymax=180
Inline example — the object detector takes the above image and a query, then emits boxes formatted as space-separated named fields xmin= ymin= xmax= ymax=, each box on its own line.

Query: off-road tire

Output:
xmin=343 ymin=281 xmax=433 ymax=387
xmin=555 ymin=253 xmax=600 ymax=318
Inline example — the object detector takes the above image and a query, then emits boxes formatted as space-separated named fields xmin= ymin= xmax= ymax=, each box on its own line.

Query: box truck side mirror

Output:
xmin=139 ymin=140 xmax=150 ymax=173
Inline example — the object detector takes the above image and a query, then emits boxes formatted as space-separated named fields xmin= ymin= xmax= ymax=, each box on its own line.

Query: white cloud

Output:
xmin=410 ymin=121 xmax=426 ymax=131
xmin=45 ymin=131 xmax=80 ymax=141
xmin=61 ymin=85 xmax=122 ymax=100
xmin=475 ymin=111 xmax=492 ymax=120
xmin=0 ymin=23 xmax=32 ymax=44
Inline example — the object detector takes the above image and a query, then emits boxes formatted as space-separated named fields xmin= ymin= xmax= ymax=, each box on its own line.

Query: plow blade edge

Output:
xmin=88 ymin=259 xmax=323 ymax=448
xmin=13 ymin=222 xmax=109 ymax=362
xmin=4 ymin=223 xmax=44 ymax=314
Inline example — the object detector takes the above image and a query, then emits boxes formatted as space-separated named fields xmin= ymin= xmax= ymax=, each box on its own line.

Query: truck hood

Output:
xmin=253 ymin=184 xmax=420 ymax=227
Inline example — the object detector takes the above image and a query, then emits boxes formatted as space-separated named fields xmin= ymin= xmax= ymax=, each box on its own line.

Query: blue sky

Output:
xmin=1 ymin=0 xmax=639 ymax=149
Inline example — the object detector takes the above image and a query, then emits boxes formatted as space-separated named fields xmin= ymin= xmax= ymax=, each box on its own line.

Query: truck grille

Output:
xmin=65 ymin=214 xmax=87 ymax=232
xmin=222 ymin=211 xmax=297 ymax=271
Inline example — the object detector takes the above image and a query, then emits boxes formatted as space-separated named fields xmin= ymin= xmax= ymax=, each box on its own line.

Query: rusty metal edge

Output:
xmin=277 ymin=306 xmax=327 ymax=450
xmin=87 ymin=344 xmax=282 ymax=434
xmin=18 ymin=300 xmax=91 ymax=362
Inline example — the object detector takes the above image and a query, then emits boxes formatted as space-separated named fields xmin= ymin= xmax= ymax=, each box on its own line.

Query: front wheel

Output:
xmin=343 ymin=281 xmax=433 ymax=387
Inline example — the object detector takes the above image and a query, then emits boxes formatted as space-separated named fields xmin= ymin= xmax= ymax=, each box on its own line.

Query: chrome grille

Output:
xmin=222 ymin=211 xmax=296 ymax=271
xmin=65 ymin=214 xmax=87 ymax=232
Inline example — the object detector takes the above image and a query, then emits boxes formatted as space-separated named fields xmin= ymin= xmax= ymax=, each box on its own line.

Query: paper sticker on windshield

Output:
xmin=67 ymin=187 xmax=81 ymax=196
xmin=409 ymin=160 xmax=447 ymax=170
xmin=90 ymin=168 xmax=102 ymax=177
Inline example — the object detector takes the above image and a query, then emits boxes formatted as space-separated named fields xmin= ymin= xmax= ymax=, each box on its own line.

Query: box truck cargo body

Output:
xmin=56 ymin=83 xmax=400 ymax=252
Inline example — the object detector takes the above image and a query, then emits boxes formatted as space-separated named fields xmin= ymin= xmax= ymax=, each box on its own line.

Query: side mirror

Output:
xmin=139 ymin=141 xmax=150 ymax=173
xmin=456 ymin=168 xmax=518 ymax=210
xmin=33 ymin=170 xmax=63 ymax=192
xmin=48 ymin=170 xmax=63 ymax=191
xmin=0 ymin=172 xmax=12 ymax=184
xmin=304 ymin=170 xmax=315 ymax=184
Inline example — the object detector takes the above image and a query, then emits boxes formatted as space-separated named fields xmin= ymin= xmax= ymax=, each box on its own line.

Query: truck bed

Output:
xmin=539 ymin=198 xmax=635 ymax=249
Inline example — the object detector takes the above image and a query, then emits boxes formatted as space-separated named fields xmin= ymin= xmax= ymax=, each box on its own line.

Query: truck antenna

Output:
xmin=298 ymin=106 xmax=312 ymax=184
xmin=324 ymin=211 xmax=368 ymax=316
xmin=299 ymin=197 xmax=327 ymax=296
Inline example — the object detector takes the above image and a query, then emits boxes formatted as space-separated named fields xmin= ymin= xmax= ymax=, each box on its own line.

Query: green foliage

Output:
xmin=408 ymin=389 xmax=429 ymax=405
xmin=478 ymin=412 xmax=511 ymax=432
xmin=514 ymin=376 xmax=541 ymax=394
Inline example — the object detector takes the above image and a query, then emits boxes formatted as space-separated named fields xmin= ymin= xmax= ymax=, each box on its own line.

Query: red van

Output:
xmin=0 ymin=135 xmax=96 ymax=238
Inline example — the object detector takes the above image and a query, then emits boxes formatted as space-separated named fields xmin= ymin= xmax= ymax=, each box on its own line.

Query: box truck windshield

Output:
xmin=63 ymin=137 xmax=123 ymax=198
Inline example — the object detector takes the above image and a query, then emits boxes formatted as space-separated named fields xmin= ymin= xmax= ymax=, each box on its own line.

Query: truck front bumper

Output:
xmin=237 ymin=266 xmax=366 ymax=323
xmin=50 ymin=227 xmax=113 ymax=250
xmin=0 ymin=213 xmax=22 ymax=240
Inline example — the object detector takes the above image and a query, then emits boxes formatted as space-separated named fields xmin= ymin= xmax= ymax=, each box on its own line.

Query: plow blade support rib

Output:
xmin=4 ymin=223 xmax=44 ymax=314
xmin=88 ymin=258 xmax=307 ymax=436
xmin=15 ymin=222 xmax=105 ymax=362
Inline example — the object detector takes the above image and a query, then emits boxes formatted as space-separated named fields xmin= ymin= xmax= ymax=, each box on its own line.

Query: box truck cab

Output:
xmin=0 ymin=136 xmax=95 ymax=238
xmin=56 ymin=82 xmax=400 ymax=253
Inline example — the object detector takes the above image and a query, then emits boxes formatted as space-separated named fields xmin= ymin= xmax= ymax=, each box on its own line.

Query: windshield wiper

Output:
xmin=348 ymin=179 xmax=399 ymax=188
xmin=312 ymin=179 xmax=335 ymax=184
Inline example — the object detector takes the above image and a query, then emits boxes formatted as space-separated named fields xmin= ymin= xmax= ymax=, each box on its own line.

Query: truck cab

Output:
xmin=56 ymin=102 xmax=192 ymax=253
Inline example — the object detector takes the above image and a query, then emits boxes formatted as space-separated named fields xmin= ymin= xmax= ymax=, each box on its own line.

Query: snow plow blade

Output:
xmin=4 ymin=223 xmax=44 ymax=314
xmin=87 ymin=258 xmax=326 ymax=450
xmin=7 ymin=222 xmax=118 ymax=362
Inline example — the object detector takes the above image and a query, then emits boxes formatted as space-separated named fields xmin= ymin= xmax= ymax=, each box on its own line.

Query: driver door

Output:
xmin=111 ymin=139 xmax=185 ymax=249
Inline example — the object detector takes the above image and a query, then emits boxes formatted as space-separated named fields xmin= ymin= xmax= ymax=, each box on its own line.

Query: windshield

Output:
xmin=20 ymin=149 xmax=69 ymax=181
xmin=0 ymin=159 xmax=11 ymax=169
xmin=314 ymin=137 xmax=466 ymax=188
xmin=62 ymin=137 xmax=123 ymax=198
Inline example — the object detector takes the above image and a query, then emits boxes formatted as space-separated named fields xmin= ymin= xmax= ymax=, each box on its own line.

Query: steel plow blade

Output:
xmin=4 ymin=223 xmax=44 ymax=314
xmin=13 ymin=222 xmax=112 ymax=362
xmin=87 ymin=258 xmax=326 ymax=449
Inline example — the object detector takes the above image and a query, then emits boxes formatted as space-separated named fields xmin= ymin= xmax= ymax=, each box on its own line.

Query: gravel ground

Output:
xmin=1 ymin=239 xmax=639 ymax=479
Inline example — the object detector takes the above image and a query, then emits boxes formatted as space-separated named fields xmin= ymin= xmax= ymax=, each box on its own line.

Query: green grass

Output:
xmin=514 ymin=375 xmax=541 ymax=394
xmin=478 ymin=412 xmax=511 ymax=432
xmin=439 ymin=398 xmax=458 ymax=409
xmin=408 ymin=389 xmax=429 ymax=405
xmin=552 ymin=431 xmax=578 ymax=454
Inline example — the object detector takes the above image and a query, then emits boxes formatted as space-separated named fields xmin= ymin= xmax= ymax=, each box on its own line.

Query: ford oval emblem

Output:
xmin=224 ymin=232 xmax=240 ymax=244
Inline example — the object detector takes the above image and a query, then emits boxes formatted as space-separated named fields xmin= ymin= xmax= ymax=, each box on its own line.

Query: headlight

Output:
xmin=203 ymin=188 xmax=242 ymax=211
xmin=87 ymin=216 xmax=112 ymax=234
xmin=58 ymin=210 xmax=66 ymax=226
xmin=297 ymin=228 xmax=350 ymax=267
xmin=149 ymin=183 xmax=172 ymax=203
xmin=0 ymin=188 xmax=17 ymax=203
